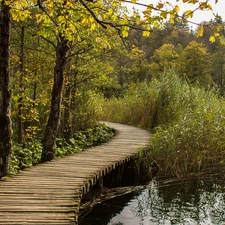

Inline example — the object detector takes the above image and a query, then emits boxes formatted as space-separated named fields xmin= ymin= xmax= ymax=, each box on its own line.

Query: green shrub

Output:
xmin=11 ymin=141 xmax=42 ymax=174
xmin=10 ymin=124 xmax=115 ymax=175
xmin=55 ymin=124 xmax=115 ymax=158
xmin=70 ymin=91 xmax=103 ymax=132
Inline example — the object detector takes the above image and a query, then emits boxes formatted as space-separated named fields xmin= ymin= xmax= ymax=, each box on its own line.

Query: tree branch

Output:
xmin=37 ymin=0 xmax=58 ymax=26
xmin=79 ymin=0 xmax=107 ymax=29
xmin=39 ymin=35 xmax=57 ymax=49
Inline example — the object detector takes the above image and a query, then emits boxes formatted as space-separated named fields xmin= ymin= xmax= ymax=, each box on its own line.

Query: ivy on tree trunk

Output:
xmin=41 ymin=35 xmax=68 ymax=162
xmin=0 ymin=0 xmax=12 ymax=178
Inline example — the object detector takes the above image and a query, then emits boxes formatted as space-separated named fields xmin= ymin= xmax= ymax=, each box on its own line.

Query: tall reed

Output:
xmin=99 ymin=81 xmax=160 ymax=129
xmin=98 ymin=72 xmax=225 ymax=178
xmin=146 ymin=75 xmax=225 ymax=177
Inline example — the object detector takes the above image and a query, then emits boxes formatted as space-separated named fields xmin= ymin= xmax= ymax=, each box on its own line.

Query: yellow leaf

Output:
xmin=160 ymin=11 xmax=168 ymax=19
xmin=122 ymin=30 xmax=129 ymax=37
xmin=90 ymin=23 xmax=96 ymax=31
xmin=219 ymin=35 xmax=225 ymax=46
xmin=157 ymin=3 xmax=164 ymax=9
xmin=209 ymin=35 xmax=216 ymax=43
xmin=216 ymin=25 xmax=222 ymax=32
xmin=81 ymin=18 xmax=87 ymax=24
xmin=89 ymin=17 xmax=94 ymax=23
xmin=108 ymin=8 xmax=113 ymax=15
xmin=95 ymin=37 xmax=101 ymax=42
xmin=185 ymin=10 xmax=193 ymax=18
xmin=197 ymin=26 xmax=204 ymax=37
xmin=36 ymin=14 xmax=41 ymax=22
xmin=48 ymin=1 xmax=54 ymax=8
xmin=112 ymin=14 xmax=118 ymax=21
xmin=174 ymin=5 xmax=180 ymax=13
xmin=207 ymin=4 xmax=212 ymax=10
xmin=58 ymin=15 xmax=64 ymax=22
xmin=143 ymin=31 xmax=150 ymax=37
xmin=214 ymin=32 xmax=220 ymax=37
xmin=170 ymin=14 xmax=175 ymax=24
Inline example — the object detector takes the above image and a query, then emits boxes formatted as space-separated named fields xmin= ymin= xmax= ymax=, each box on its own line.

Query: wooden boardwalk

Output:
xmin=0 ymin=122 xmax=150 ymax=225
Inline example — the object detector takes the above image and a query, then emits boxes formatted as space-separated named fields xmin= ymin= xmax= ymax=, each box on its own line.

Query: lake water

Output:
xmin=79 ymin=172 xmax=225 ymax=225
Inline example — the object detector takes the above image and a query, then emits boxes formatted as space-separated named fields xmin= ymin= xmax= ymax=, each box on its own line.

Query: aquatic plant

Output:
xmin=99 ymin=71 xmax=225 ymax=177
xmin=145 ymin=73 xmax=225 ymax=177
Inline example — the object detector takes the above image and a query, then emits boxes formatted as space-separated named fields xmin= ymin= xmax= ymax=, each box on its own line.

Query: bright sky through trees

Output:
xmin=125 ymin=0 xmax=224 ymax=28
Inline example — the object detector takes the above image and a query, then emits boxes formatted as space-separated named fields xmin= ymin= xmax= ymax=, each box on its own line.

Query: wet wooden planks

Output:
xmin=0 ymin=122 xmax=150 ymax=225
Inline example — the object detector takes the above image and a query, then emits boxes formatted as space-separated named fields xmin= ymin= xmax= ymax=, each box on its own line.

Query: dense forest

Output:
xmin=0 ymin=0 xmax=224 ymax=178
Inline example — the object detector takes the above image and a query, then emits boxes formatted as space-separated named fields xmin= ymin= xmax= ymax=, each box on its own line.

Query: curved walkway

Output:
xmin=0 ymin=122 xmax=150 ymax=225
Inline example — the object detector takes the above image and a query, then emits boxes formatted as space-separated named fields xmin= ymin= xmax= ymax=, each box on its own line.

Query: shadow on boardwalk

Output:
xmin=0 ymin=122 xmax=150 ymax=225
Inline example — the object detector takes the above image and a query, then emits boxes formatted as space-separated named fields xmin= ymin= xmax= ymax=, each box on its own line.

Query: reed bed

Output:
xmin=98 ymin=72 xmax=225 ymax=177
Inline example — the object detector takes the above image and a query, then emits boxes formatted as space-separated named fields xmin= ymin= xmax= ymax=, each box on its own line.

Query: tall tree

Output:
xmin=0 ymin=0 xmax=12 ymax=177
xmin=17 ymin=25 xmax=25 ymax=144
xmin=39 ymin=0 xmax=132 ymax=161
xmin=149 ymin=43 xmax=179 ymax=78
xmin=211 ymin=46 xmax=225 ymax=92
xmin=41 ymin=34 xmax=68 ymax=162
xmin=178 ymin=41 xmax=212 ymax=85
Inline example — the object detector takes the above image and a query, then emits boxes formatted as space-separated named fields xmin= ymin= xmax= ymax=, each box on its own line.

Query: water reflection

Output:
xmin=130 ymin=179 xmax=225 ymax=225
xmin=79 ymin=176 xmax=225 ymax=225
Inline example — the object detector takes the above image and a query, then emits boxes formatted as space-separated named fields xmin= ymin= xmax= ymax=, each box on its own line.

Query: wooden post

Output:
xmin=97 ymin=176 xmax=104 ymax=189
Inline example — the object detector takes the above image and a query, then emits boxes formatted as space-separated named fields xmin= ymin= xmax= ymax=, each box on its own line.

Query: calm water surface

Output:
xmin=79 ymin=173 xmax=225 ymax=225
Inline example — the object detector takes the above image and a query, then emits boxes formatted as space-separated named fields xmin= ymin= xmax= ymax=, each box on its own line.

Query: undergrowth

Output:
xmin=99 ymin=81 xmax=159 ymax=129
xmin=10 ymin=124 xmax=115 ymax=175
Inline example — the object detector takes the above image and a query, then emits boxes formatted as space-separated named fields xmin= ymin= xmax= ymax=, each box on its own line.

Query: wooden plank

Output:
xmin=0 ymin=122 xmax=150 ymax=224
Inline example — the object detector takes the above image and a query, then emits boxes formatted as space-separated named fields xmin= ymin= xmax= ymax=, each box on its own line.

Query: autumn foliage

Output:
xmin=0 ymin=0 xmax=224 ymax=177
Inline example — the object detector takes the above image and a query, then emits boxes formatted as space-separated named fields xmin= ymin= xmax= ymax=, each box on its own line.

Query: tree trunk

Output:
xmin=41 ymin=35 xmax=68 ymax=162
xmin=18 ymin=26 xmax=25 ymax=144
xmin=0 ymin=0 xmax=12 ymax=177
xmin=118 ymin=56 xmax=124 ymax=86
xmin=63 ymin=73 xmax=72 ymax=143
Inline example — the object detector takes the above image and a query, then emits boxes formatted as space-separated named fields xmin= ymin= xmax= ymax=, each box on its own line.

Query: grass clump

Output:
xmin=99 ymin=72 xmax=225 ymax=178
xmin=145 ymin=73 xmax=225 ymax=177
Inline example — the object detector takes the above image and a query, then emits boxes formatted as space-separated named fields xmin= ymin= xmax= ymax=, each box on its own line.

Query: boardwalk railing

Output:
xmin=0 ymin=122 xmax=150 ymax=225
